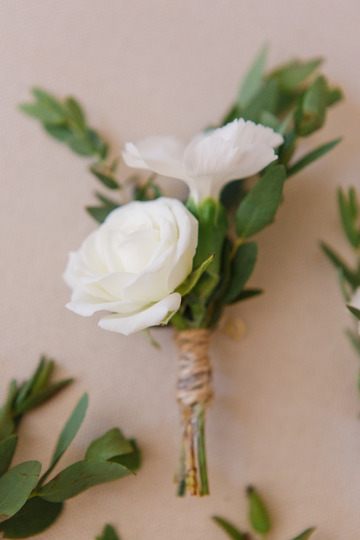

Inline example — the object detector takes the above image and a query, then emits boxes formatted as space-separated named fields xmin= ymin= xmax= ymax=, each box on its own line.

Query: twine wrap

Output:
xmin=176 ymin=329 xmax=213 ymax=408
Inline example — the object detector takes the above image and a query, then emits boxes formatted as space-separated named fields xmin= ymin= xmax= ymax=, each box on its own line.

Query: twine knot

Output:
xmin=176 ymin=329 xmax=213 ymax=408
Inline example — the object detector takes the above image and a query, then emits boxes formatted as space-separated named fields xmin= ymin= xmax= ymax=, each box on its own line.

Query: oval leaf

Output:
xmin=0 ymin=497 xmax=63 ymax=539
xmin=0 ymin=461 xmax=41 ymax=522
xmin=222 ymin=242 xmax=258 ymax=304
xmin=0 ymin=436 xmax=17 ymax=477
xmin=247 ymin=485 xmax=271 ymax=535
xmin=212 ymin=516 xmax=247 ymax=540
xmin=85 ymin=428 xmax=133 ymax=462
xmin=37 ymin=460 xmax=132 ymax=503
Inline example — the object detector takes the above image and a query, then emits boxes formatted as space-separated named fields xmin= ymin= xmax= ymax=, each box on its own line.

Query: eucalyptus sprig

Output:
xmin=213 ymin=485 xmax=315 ymax=540
xmin=321 ymin=186 xmax=360 ymax=389
xmin=0 ymin=364 xmax=140 ymax=539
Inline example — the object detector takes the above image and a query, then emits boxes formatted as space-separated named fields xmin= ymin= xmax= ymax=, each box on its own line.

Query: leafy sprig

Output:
xmin=213 ymin=485 xmax=315 ymax=540
xmin=0 ymin=362 xmax=140 ymax=538
xmin=321 ymin=186 xmax=360 ymax=389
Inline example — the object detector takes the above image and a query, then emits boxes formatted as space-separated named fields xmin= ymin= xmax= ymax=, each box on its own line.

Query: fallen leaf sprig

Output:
xmin=0 ymin=362 xmax=140 ymax=539
xmin=213 ymin=485 xmax=315 ymax=540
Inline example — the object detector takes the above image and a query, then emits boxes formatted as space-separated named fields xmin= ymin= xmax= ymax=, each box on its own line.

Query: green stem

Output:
xmin=196 ymin=405 xmax=209 ymax=496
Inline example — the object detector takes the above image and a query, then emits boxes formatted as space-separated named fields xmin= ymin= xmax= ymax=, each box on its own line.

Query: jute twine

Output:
xmin=176 ymin=329 xmax=213 ymax=408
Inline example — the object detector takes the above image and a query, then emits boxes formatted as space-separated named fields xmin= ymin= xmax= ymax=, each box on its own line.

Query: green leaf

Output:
xmin=19 ymin=103 xmax=64 ymax=124
xmin=290 ymin=527 xmax=316 ymax=540
xmin=230 ymin=288 xmax=263 ymax=304
xmin=238 ymin=45 xmax=267 ymax=109
xmin=14 ymin=357 xmax=47 ymax=412
xmin=247 ymin=485 xmax=271 ymax=535
xmin=347 ymin=304 xmax=360 ymax=321
xmin=96 ymin=524 xmax=121 ymax=540
xmin=16 ymin=379 xmax=74 ymax=414
xmin=30 ymin=358 xmax=55 ymax=394
xmin=86 ymin=205 xmax=116 ymax=224
xmin=346 ymin=329 xmax=360 ymax=356
xmin=320 ymin=242 xmax=360 ymax=289
xmin=295 ymin=76 xmax=328 ymax=136
xmin=242 ymin=78 xmax=279 ymax=123
xmin=0 ymin=436 xmax=17 ymax=477
xmin=0 ymin=381 xmax=18 ymax=440
xmin=31 ymin=88 xmax=66 ymax=120
xmin=40 ymin=394 xmax=88 ymax=485
xmin=67 ymin=134 xmax=96 ymax=156
xmin=338 ymin=188 xmax=360 ymax=248
xmin=0 ymin=497 xmax=63 ymax=539
xmin=85 ymin=428 xmax=133 ymax=462
xmin=212 ymin=516 xmax=247 ymax=540
xmin=176 ymin=255 xmax=215 ymax=297
xmin=90 ymin=166 xmax=119 ymax=190
xmin=44 ymin=123 xmax=72 ymax=142
xmin=111 ymin=439 xmax=141 ymax=472
xmin=222 ymin=242 xmax=258 ymax=304
xmin=0 ymin=461 xmax=42 ymax=522
xmin=37 ymin=460 xmax=132 ymax=502
xmin=287 ymin=138 xmax=342 ymax=177
xmin=235 ymin=165 xmax=286 ymax=238
xmin=348 ymin=187 xmax=359 ymax=219
xmin=65 ymin=97 xmax=86 ymax=131
xmin=271 ymin=58 xmax=322 ymax=91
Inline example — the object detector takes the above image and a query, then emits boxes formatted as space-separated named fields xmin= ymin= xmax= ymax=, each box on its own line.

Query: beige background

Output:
xmin=1 ymin=1 xmax=360 ymax=538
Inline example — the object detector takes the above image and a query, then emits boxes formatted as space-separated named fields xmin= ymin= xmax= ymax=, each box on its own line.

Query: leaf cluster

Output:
xmin=321 ymin=186 xmax=360 ymax=394
xmin=0 ymin=362 xmax=140 ymax=538
xmin=213 ymin=485 xmax=315 ymax=540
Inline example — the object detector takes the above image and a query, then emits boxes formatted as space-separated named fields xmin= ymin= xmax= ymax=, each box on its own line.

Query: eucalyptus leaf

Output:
xmin=0 ymin=461 xmax=42 ymax=522
xmin=17 ymin=379 xmax=74 ymax=413
xmin=0 ymin=381 xmax=18 ymax=440
xmin=295 ymin=76 xmax=328 ymax=136
xmin=85 ymin=428 xmax=133 ymax=462
xmin=338 ymin=188 xmax=360 ymax=248
xmin=0 ymin=497 xmax=63 ymax=539
xmin=37 ymin=460 xmax=132 ymax=502
xmin=235 ymin=165 xmax=286 ymax=238
xmin=65 ymin=97 xmax=86 ymax=131
xmin=31 ymin=88 xmax=66 ymax=120
xmin=176 ymin=254 xmax=215 ymax=297
xmin=212 ymin=516 xmax=247 ymax=540
xmin=271 ymin=58 xmax=322 ymax=91
xmin=242 ymin=78 xmax=279 ymax=123
xmin=238 ymin=45 xmax=267 ymax=109
xmin=96 ymin=524 xmax=121 ymax=540
xmin=0 ymin=436 xmax=17 ymax=477
xmin=67 ymin=134 xmax=96 ymax=156
xmin=290 ymin=527 xmax=316 ymax=540
xmin=222 ymin=242 xmax=258 ymax=304
xmin=287 ymin=138 xmax=342 ymax=177
xmin=320 ymin=242 xmax=360 ymax=289
xmin=40 ymin=393 xmax=88 ymax=485
xmin=110 ymin=439 xmax=141 ymax=472
xmin=247 ymin=485 xmax=271 ymax=535
xmin=44 ymin=123 xmax=72 ymax=142
xmin=90 ymin=166 xmax=119 ymax=190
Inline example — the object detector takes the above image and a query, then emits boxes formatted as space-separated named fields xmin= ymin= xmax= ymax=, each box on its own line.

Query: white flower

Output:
xmin=64 ymin=198 xmax=198 ymax=336
xmin=122 ymin=118 xmax=284 ymax=203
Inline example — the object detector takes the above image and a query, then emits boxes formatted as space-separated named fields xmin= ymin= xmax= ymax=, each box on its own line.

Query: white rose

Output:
xmin=64 ymin=198 xmax=198 ymax=336
xmin=122 ymin=118 xmax=283 ymax=203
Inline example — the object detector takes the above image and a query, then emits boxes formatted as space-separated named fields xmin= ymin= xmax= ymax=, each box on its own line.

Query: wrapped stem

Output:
xmin=175 ymin=329 xmax=213 ymax=496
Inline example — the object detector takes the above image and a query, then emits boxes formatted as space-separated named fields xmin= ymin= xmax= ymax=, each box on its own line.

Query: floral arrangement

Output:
xmin=21 ymin=47 xmax=342 ymax=497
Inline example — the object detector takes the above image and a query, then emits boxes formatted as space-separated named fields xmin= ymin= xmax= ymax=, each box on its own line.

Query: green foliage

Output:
xmin=235 ymin=165 xmax=286 ymax=238
xmin=96 ymin=524 xmax=121 ymax=540
xmin=337 ymin=187 xmax=360 ymax=248
xmin=0 ymin=363 xmax=140 ymax=538
xmin=213 ymin=516 xmax=248 ymax=539
xmin=290 ymin=528 xmax=316 ymax=540
xmin=0 ymin=356 xmax=73 ymax=441
xmin=222 ymin=242 xmax=258 ymax=305
xmin=175 ymin=254 xmax=215 ymax=297
xmin=287 ymin=138 xmax=342 ymax=177
xmin=247 ymin=485 xmax=271 ymax=535
xmin=86 ymin=192 xmax=120 ymax=224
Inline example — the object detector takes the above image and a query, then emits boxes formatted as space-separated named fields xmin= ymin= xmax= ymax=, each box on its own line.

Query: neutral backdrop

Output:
xmin=1 ymin=1 xmax=360 ymax=539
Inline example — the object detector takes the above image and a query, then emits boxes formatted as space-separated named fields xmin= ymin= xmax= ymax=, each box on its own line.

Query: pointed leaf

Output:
xmin=85 ymin=428 xmax=133 ymax=462
xmin=238 ymin=45 xmax=267 ymax=109
xmin=271 ymin=58 xmax=322 ymax=91
xmin=346 ymin=329 xmax=360 ymax=356
xmin=96 ymin=524 xmax=121 ymax=540
xmin=90 ymin=167 xmax=119 ymax=190
xmin=348 ymin=187 xmax=359 ymax=219
xmin=31 ymin=88 xmax=66 ymax=120
xmin=290 ymin=527 xmax=316 ymax=540
xmin=320 ymin=242 xmax=360 ymax=288
xmin=65 ymin=97 xmax=86 ymax=131
xmin=43 ymin=393 xmax=88 ymax=481
xmin=247 ymin=485 xmax=271 ymax=535
xmin=0 ymin=461 xmax=42 ymax=522
xmin=17 ymin=378 xmax=74 ymax=413
xmin=44 ymin=123 xmax=72 ymax=142
xmin=176 ymin=255 xmax=215 ymax=297
xmin=0 ymin=436 xmax=17 ymax=477
xmin=222 ymin=242 xmax=258 ymax=304
xmin=110 ymin=439 xmax=141 ymax=472
xmin=212 ymin=516 xmax=247 ymax=540
xmin=347 ymin=304 xmax=360 ymax=321
xmin=242 ymin=78 xmax=279 ymax=123
xmin=287 ymin=138 xmax=342 ymax=177
xmin=0 ymin=381 xmax=18 ymax=440
xmin=229 ymin=288 xmax=263 ymax=305
xmin=236 ymin=165 xmax=286 ymax=238
xmin=37 ymin=460 xmax=132 ymax=502
xmin=338 ymin=188 xmax=360 ymax=248
xmin=0 ymin=497 xmax=63 ymax=538
xmin=295 ymin=76 xmax=328 ymax=136
xmin=86 ymin=205 xmax=115 ymax=224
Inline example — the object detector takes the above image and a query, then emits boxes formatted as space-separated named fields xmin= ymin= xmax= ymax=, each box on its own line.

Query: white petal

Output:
xmin=98 ymin=293 xmax=181 ymax=335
